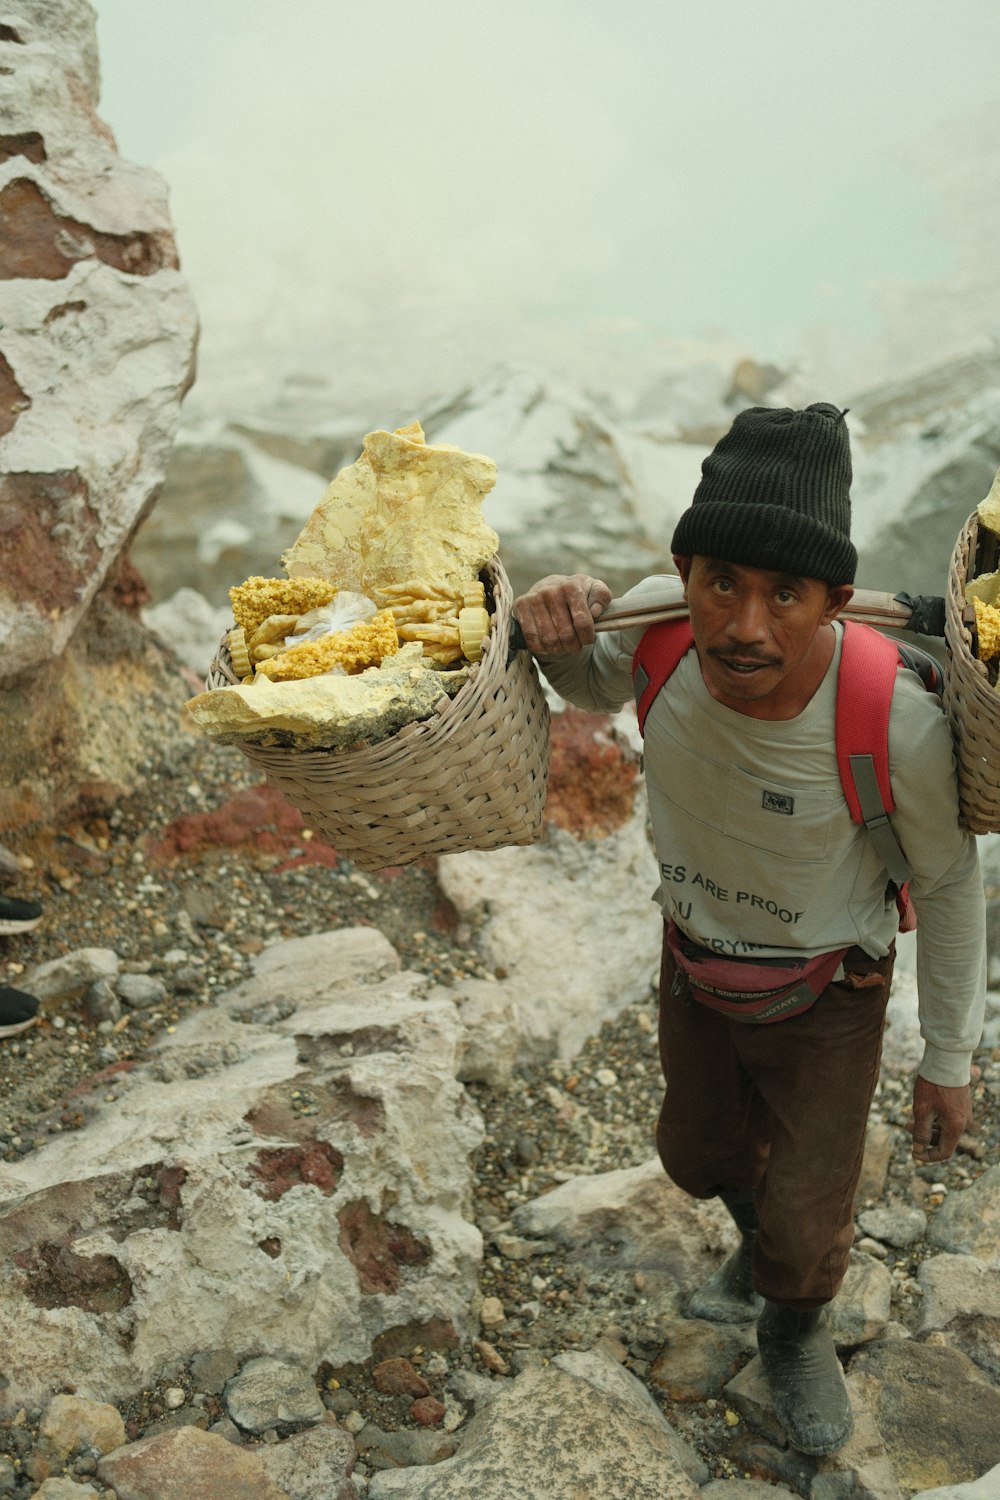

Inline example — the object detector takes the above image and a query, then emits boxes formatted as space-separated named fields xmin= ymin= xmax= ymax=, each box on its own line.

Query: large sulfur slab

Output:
xmin=977 ymin=465 xmax=1000 ymax=535
xmin=185 ymin=645 xmax=469 ymax=749
xmin=281 ymin=421 xmax=499 ymax=593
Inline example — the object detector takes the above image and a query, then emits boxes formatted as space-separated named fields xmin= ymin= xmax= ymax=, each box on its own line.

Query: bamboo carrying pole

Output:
xmin=510 ymin=579 xmax=966 ymax=649
xmin=586 ymin=578 xmax=955 ymax=635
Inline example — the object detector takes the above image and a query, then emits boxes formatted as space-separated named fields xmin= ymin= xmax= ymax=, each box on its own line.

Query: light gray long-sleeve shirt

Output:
xmin=536 ymin=576 xmax=986 ymax=1088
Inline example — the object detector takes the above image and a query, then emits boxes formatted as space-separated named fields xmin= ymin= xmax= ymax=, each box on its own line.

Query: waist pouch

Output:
xmin=666 ymin=920 xmax=850 ymax=1024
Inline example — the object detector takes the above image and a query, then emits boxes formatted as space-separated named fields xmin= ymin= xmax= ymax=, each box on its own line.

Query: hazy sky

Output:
xmin=92 ymin=0 xmax=1000 ymax=405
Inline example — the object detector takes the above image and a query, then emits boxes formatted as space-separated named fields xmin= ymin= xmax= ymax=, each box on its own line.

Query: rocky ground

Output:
xmin=0 ymin=726 xmax=997 ymax=1497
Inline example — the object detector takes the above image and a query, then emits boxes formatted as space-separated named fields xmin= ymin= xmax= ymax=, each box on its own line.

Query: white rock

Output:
xmin=424 ymin=366 xmax=695 ymax=599
xmin=23 ymin=947 xmax=119 ymax=1002
xmin=918 ymin=1253 xmax=1000 ymax=1332
xmin=511 ymin=1157 xmax=736 ymax=1292
xmin=438 ymin=798 xmax=660 ymax=1063
xmin=0 ymin=930 xmax=483 ymax=1410
xmin=366 ymin=1350 xmax=702 ymax=1498
xmin=829 ymin=1250 xmax=893 ymax=1347
xmin=928 ymin=1166 xmax=1000 ymax=1263
xmin=223 ymin=1356 xmax=325 ymax=1434
xmin=858 ymin=1203 xmax=929 ymax=1248
xmin=444 ymin=979 xmax=521 ymax=1087
xmin=908 ymin=1462 xmax=1000 ymax=1499
xmin=142 ymin=587 xmax=234 ymax=678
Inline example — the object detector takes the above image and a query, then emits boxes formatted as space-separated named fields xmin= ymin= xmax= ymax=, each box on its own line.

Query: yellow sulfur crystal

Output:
xmin=254 ymin=609 xmax=398 ymax=680
xmin=973 ymin=597 xmax=1000 ymax=661
xmin=282 ymin=423 xmax=499 ymax=594
xmin=229 ymin=576 xmax=337 ymax=641
xmin=978 ymin=466 xmax=1000 ymax=536
xmin=965 ymin=569 xmax=1000 ymax=609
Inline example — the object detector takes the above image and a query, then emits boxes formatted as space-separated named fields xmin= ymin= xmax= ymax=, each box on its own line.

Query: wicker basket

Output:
xmin=205 ymin=555 xmax=551 ymax=869
xmin=944 ymin=509 xmax=1000 ymax=834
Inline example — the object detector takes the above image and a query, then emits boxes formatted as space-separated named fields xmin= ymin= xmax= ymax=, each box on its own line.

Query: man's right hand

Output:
xmin=513 ymin=574 xmax=613 ymax=655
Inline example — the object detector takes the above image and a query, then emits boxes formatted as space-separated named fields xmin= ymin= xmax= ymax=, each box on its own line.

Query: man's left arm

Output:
xmin=890 ymin=677 xmax=987 ymax=1163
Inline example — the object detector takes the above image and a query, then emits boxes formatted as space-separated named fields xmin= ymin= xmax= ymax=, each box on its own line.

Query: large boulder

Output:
xmin=0 ymin=0 xmax=197 ymax=682
xmin=0 ymin=0 xmax=198 ymax=828
xmin=0 ymin=928 xmax=484 ymax=1410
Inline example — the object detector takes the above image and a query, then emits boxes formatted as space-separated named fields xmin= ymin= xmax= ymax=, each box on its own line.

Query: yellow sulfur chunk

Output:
xmin=396 ymin=621 xmax=460 ymax=645
xmin=978 ymin=467 xmax=1000 ymax=535
xmin=377 ymin=577 xmax=454 ymax=602
xmin=973 ymin=597 xmax=1000 ymax=661
xmin=966 ymin=570 xmax=1000 ymax=610
xmin=249 ymin=613 xmax=302 ymax=652
xmin=389 ymin=599 xmax=457 ymax=624
xmin=227 ymin=626 xmax=252 ymax=679
xmin=422 ymin=643 xmax=465 ymax=665
xmin=458 ymin=605 xmax=491 ymax=662
xmin=255 ymin=609 xmax=398 ymax=680
xmin=229 ymin=576 xmax=337 ymax=640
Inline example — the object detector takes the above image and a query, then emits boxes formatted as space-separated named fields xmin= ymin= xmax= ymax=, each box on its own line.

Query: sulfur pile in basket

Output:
xmin=185 ymin=422 xmax=500 ymax=749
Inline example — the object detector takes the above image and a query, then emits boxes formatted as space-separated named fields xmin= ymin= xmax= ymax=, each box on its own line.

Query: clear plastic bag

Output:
xmin=286 ymin=593 xmax=377 ymax=646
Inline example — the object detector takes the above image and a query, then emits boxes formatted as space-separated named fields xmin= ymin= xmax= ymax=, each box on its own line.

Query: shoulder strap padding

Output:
xmin=837 ymin=621 xmax=912 ymax=886
xmin=632 ymin=619 xmax=695 ymax=734
xmin=836 ymin=622 xmax=900 ymax=820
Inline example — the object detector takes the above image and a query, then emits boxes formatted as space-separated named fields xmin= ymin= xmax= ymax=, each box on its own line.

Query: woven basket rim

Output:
xmin=199 ymin=554 xmax=551 ymax=867
xmin=205 ymin=553 xmax=518 ymax=761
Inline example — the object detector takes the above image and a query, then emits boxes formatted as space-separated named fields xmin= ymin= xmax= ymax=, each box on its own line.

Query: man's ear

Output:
xmin=824 ymin=584 xmax=854 ymax=623
xmin=672 ymin=555 xmax=692 ymax=590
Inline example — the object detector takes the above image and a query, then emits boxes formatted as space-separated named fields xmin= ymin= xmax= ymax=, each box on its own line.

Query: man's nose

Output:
xmin=726 ymin=595 xmax=770 ymax=644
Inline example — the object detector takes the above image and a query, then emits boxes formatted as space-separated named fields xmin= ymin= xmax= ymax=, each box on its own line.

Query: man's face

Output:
xmin=674 ymin=555 xmax=853 ymax=718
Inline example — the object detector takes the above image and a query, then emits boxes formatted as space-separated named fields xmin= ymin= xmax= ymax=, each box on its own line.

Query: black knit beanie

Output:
xmin=671 ymin=403 xmax=857 ymax=585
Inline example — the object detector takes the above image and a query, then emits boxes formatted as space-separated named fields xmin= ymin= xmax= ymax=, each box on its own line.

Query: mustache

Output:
xmin=707 ymin=647 xmax=783 ymax=668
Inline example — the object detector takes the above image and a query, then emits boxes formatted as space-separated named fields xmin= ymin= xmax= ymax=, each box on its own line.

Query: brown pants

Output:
xmin=656 ymin=927 xmax=894 ymax=1308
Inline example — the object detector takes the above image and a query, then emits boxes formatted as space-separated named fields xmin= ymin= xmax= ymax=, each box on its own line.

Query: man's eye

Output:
xmin=774 ymin=590 xmax=797 ymax=605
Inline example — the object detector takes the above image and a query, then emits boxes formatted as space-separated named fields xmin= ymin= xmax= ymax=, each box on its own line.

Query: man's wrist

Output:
xmin=917 ymin=1044 xmax=974 ymax=1089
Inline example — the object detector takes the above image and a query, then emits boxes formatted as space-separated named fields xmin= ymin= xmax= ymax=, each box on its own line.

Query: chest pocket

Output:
xmin=724 ymin=765 xmax=836 ymax=862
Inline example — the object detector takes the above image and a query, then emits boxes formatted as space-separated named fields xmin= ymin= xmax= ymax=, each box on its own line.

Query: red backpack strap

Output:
xmin=836 ymin=620 xmax=912 ymax=890
xmin=632 ymin=620 xmax=695 ymax=734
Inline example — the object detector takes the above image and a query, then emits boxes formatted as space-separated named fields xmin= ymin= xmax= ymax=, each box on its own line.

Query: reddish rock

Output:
xmin=246 ymin=1081 xmax=386 ymax=1142
xmin=372 ymin=1357 xmax=431 ymax=1397
xmin=97 ymin=1425 xmax=290 ymax=1500
xmin=371 ymin=1319 xmax=460 ymax=1360
xmin=155 ymin=1165 xmax=188 ymax=1229
xmin=0 ymin=175 xmax=177 ymax=280
xmin=249 ymin=1141 xmax=344 ymax=1202
xmin=0 ymin=348 xmax=29 ymax=435
xmin=14 ymin=1242 xmax=133 ymax=1313
xmin=410 ymin=1395 xmax=446 ymax=1426
xmin=0 ymin=131 xmax=46 ymax=166
xmin=543 ymin=708 xmax=640 ymax=836
xmin=0 ymin=468 xmax=100 ymax=613
xmin=145 ymin=783 xmax=338 ymax=868
xmin=337 ymin=1199 xmax=430 ymax=1295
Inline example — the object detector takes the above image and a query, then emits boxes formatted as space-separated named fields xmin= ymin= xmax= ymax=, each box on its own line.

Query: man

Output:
xmin=513 ymin=403 xmax=985 ymax=1457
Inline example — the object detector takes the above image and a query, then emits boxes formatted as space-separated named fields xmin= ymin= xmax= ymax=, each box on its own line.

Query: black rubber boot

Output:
xmin=756 ymin=1300 xmax=854 ymax=1455
xmin=688 ymin=1188 xmax=765 ymax=1323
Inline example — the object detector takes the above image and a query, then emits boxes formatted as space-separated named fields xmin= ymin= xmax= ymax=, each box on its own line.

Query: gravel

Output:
xmin=1 ymin=730 xmax=998 ymax=1493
